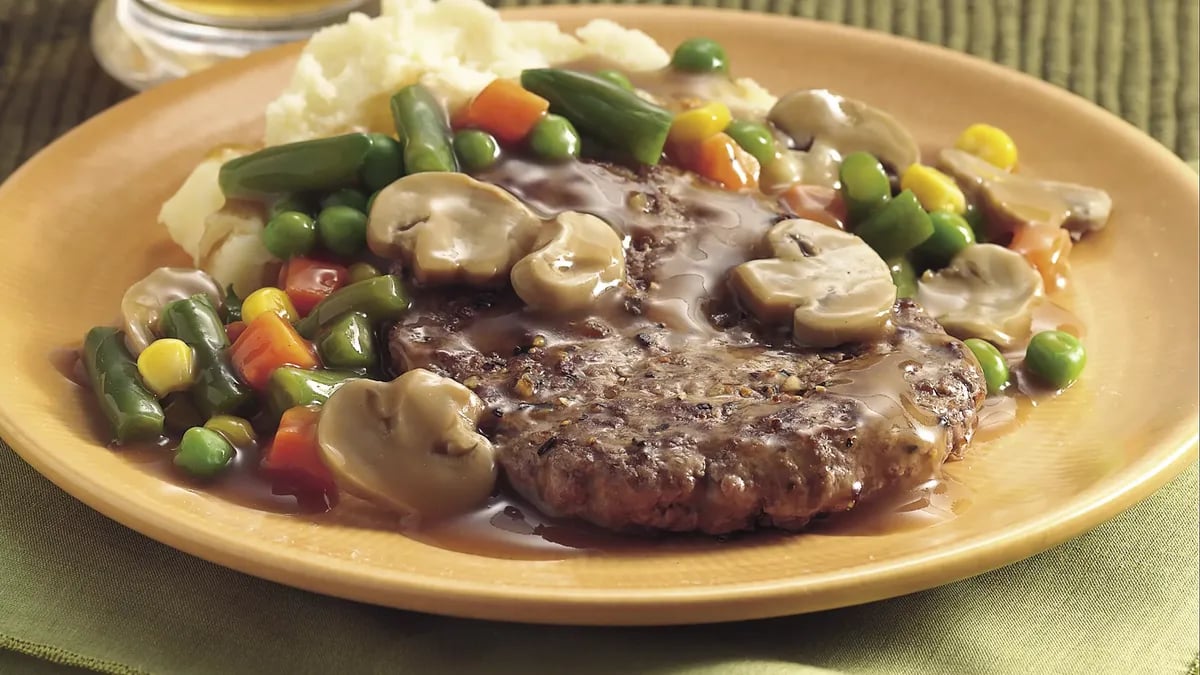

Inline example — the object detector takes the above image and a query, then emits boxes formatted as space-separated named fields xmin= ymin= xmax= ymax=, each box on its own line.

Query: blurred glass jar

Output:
xmin=92 ymin=0 xmax=379 ymax=90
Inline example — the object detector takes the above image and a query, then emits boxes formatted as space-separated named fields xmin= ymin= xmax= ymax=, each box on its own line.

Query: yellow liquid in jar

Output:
xmin=155 ymin=0 xmax=364 ymax=19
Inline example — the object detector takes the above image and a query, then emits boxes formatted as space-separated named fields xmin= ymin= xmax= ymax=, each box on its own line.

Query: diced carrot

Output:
xmin=1010 ymin=223 xmax=1072 ymax=292
xmin=261 ymin=405 xmax=337 ymax=509
xmin=225 ymin=320 xmax=247 ymax=344
xmin=779 ymin=185 xmax=849 ymax=230
xmin=229 ymin=312 xmax=319 ymax=390
xmin=454 ymin=79 xmax=549 ymax=144
xmin=280 ymin=257 xmax=347 ymax=315
xmin=690 ymin=132 xmax=760 ymax=191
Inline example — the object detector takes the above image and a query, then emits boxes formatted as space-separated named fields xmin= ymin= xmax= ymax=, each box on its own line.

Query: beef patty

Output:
xmin=389 ymin=157 xmax=986 ymax=534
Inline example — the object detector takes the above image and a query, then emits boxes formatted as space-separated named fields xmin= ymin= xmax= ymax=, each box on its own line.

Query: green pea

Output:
xmin=839 ymin=151 xmax=891 ymax=224
xmin=204 ymin=415 xmax=257 ymax=449
xmin=270 ymin=194 xmax=313 ymax=219
xmin=317 ymin=206 xmax=368 ymax=257
xmin=915 ymin=211 xmax=976 ymax=270
xmin=174 ymin=427 xmax=234 ymax=479
xmin=1024 ymin=330 xmax=1086 ymax=390
xmin=529 ymin=114 xmax=581 ymax=162
xmin=963 ymin=201 xmax=989 ymax=243
xmin=361 ymin=133 xmax=403 ymax=191
xmin=964 ymin=338 xmax=1009 ymax=395
xmin=594 ymin=69 xmax=634 ymax=91
xmin=453 ymin=129 xmax=501 ymax=172
xmin=321 ymin=188 xmax=369 ymax=213
xmin=888 ymin=257 xmax=917 ymax=299
xmin=347 ymin=262 xmax=380 ymax=284
xmin=366 ymin=190 xmax=380 ymax=214
xmin=725 ymin=120 xmax=776 ymax=165
xmin=262 ymin=210 xmax=317 ymax=259
xmin=671 ymin=37 xmax=729 ymax=73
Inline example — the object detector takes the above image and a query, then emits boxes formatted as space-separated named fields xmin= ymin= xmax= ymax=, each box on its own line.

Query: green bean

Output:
xmin=1024 ymin=330 xmax=1086 ymax=390
xmin=218 ymin=133 xmax=373 ymax=198
xmin=453 ymin=129 xmax=501 ymax=172
xmin=914 ymin=211 xmax=976 ymax=270
xmin=294 ymin=275 xmax=411 ymax=339
xmin=853 ymin=189 xmax=934 ymax=260
xmin=670 ymin=37 xmax=729 ymax=73
xmin=320 ymin=188 xmax=368 ymax=213
xmin=346 ymin=262 xmax=380 ymax=284
xmin=964 ymin=338 xmax=1009 ymax=395
xmin=82 ymin=327 xmax=164 ymax=444
xmin=266 ymin=367 xmax=359 ymax=425
xmin=391 ymin=84 xmax=458 ymax=174
xmin=528 ymin=114 xmax=581 ymax=161
xmin=262 ymin=210 xmax=318 ymax=259
xmin=316 ymin=205 xmax=368 ymax=257
xmin=316 ymin=312 xmax=377 ymax=371
xmin=520 ymin=69 xmax=673 ymax=166
xmin=361 ymin=133 xmax=404 ymax=191
xmin=222 ymin=285 xmax=242 ymax=323
xmin=174 ymin=427 xmax=234 ymax=479
xmin=725 ymin=120 xmax=776 ymax=165
xmin=888 ymin=257 xmax=918 ymax=299
xmin=158 ymin=295 xmax=253 ymax=418
xmin=839 ymin=151 xmax=891 ymax=224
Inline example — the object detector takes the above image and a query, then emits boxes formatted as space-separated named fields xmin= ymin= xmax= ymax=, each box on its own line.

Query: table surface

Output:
xmin=0 ymin=1 xmax=1197 ymax=674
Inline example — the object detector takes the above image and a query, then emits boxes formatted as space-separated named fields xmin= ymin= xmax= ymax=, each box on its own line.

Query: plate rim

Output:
xmin=1 ymin=4 xmax=1196 ymax=626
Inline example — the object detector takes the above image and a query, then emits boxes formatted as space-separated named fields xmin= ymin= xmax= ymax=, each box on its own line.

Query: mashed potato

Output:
xmin=164 ymin=0 xmax=776 ymax=294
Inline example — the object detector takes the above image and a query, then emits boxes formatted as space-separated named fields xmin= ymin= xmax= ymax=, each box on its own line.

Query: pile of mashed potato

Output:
xmin=161 ymin=0 xmax=775 ymax=295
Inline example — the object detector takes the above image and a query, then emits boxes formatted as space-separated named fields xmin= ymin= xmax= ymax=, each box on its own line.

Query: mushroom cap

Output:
xmin=917 ymin=243 xmax=1045 ymax=348
xmin=367 ymin=172 xmax=543 ymax=287
xmin=768 ymin=89 xmax=920 ymax=184
xmin=120 ymin=267 xmax=224 ymax=354
xmin=510 ymin=211 xmax=627 ymax=313
xmin=730 ymin=218 xmax=896 ymax=348
xmin=316 ymin=370 xmax=497 ymax=519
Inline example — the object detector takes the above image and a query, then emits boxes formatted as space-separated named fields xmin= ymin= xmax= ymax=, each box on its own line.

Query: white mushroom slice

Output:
xmin=121 ymin=267 xmax=224 ymax=355
xmin=317 ymin=370 xmax=497 ymax=518
xmin=768 ymin=89 xmax=920 ymax=186
xmin=367 ymin=172 xmax=542 ymax=287
xmin=917 ymin=244 xmax=1045 ymax=348
xmin=730 ymin=218 xmax=896 ymax=348
xmin=510 ymin=212 xmax=626 ymax=312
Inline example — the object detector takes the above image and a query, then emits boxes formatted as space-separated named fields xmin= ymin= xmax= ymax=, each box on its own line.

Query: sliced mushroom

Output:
xmin=916 ymin=243 xmax=1044 ymax=348
xmin=510 ymin=212 xmax=626 ymax=312
xmin=121 ymin=267 xmax=224 ymax=354
xmin=939 ymin=148 xmax=1112 ymax=238
xmin=730 ymin=218 xmax=896 ymax=348
xmin=768 ymin=89 xmax=920 ymax=188
xmin=367 ymin=172 xmax=543 ymax=287
xmin=316 ymin=370 xmax=497 ymax=518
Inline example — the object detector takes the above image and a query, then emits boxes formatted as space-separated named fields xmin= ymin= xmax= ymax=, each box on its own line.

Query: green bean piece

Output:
xmin=266 ymin=367 xmax=359 ymax=425
xmin=914 ymin=211 xmax=976 ymax=270
xmin=222 ymin=285 xmax=242 ymax=323
xmin=520 ymin=69 xmax=673 ymax=166
xmin=725 ymin=120 xmax=776 ymax=165
xmin=529 ymin=114 xmax=581 ymax=162
xmin=218 ymin=133 xmax=373 ymax=198
xmin=453 ymin=129 xmax=501 ymax=172
xmin=670 ymin=37 xmax=729 ymax=73
xmin=594 ymin=69 xmax=634 ymax=91
xmin=316 ymin=206 xmax=368 ymax=257
xmin=964 ymin=338 xmax=1009 ymax=395
xmin=963 ymin=201 xmax=989 ymax=243
xmin=853 ymin=189 xmax=934 ymax=260
xmin=82 ymin=327 xmax=165 ymax=444
xmin=316 ymin=312 xmax=377 ymax=371
xmin=270 ymin=194 xmax=314 ymax=219
xmin=174 ymin=427 xmax=235 ymax=479
xmin=262 ymin=210 xmax=318 ymax=259
xmin=320 ymin=188 xmax=368 ymax=213
xmin=1024 ymin=330 xmax=1087 ymax=390
xmin=361 ymin=133 xmax=404 ymax=191
xmin=204 ymin=415 xmax=257 ymax=449
xmin=294 ymin=275 xmax=411 ymax=339
xmin=347 ymin=262 xmax=380 ymax=285
xmin=839 ymin=151 xmax=892 ymax=224
xmin=158 ymin=294 xmax=254 ymax=418
xmin=390 ymin=84 xmax=459 ymax=174
xmin=888 ymin=257 xmax=918 ymax=299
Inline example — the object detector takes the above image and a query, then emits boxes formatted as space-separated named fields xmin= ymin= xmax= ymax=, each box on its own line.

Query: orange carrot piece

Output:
xmin=261 ymin=405 xmax=337 ymax=508
xmin=229 ymin=312 xmax=319 ymax=390
xmin=1011 ymin=223 xmax=1072 ymax=292
xmin=691 ymin=132 xmax=760 ymax=191
xmin=779 ymin=185 xmax=849 ymax=230
xmin=455 ymin=79 xmax=549 ymax=144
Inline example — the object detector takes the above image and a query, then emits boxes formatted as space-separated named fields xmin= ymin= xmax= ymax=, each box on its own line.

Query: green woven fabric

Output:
xmin=1 ymin=1 xmax=1198 ymax=674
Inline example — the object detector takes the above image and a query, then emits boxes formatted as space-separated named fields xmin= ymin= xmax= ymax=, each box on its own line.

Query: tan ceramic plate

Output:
xmin=0 ymin=7 xmax=1196 ymax=626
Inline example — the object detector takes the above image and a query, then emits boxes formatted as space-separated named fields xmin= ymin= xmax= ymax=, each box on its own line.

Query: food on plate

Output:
xmin=71 ymin=0 xmax=1109 ymax=537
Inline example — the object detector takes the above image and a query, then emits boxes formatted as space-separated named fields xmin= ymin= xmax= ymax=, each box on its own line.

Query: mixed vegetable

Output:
xmin=77 ymin=36 xmax=1107 ymax=516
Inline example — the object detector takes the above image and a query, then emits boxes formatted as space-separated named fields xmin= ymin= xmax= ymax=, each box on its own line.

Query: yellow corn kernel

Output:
xmin=204 ymin=415 xmax=257 ymax=449
xmin=242 ymin=287 xmax=297 ymax=323
xmin=901 ymin=164 xmax=967 ymax=214
xmin=954 ymin=123 xmax=1018 ymax=171
xmin=136 ymin=338 xmax=196 ymax=397
xmin=668 ymin=101 xmax=732 ymax=144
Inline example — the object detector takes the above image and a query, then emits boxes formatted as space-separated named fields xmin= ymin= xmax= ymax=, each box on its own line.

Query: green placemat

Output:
xmin=1 ymin=1 xmax=1198 ymax=674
